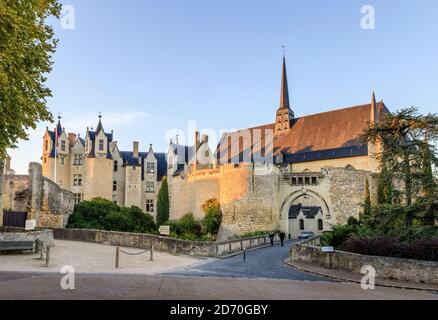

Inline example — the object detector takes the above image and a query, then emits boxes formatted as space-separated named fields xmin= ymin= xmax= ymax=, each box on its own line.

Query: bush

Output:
xmin=341 ymin=236 xmax=438 ymax=262
xmin=156 ymin=179 xmax=170 ymax=226
xmin=169 ymin=213 xmax=202 ymax=237
xmin=67 ymin=198 xmax=156 ymax=234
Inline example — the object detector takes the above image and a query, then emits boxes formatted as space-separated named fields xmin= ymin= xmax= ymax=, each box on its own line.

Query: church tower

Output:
xmin=275 ymin=53 xmax=294 ymax=134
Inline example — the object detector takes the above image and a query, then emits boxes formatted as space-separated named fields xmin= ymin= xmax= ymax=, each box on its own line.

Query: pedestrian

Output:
xmin=279 ymin=232 xmax=286 ymax=247
xmin=269 ymin=231 xmax=275 ymax=246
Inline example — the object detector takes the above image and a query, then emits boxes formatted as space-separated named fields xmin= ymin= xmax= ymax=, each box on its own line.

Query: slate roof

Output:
xmin=289 ymin=204 xmax=322 ymax=219
xmin=119 ymin=151 xmax=168 ymax=181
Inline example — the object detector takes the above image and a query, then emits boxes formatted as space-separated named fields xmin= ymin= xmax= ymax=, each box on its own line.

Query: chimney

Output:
xmin=133 ymin=141 xmax=139 ymax=159
xmin=201 ymin=134 xmax=209 ymax=144
xmin=195 ymin=131 xmax=201 ymax=151
xmin=68 ymin=133 xmax=77 ymax=146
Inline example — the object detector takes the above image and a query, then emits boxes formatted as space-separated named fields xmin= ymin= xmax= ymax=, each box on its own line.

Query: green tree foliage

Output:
xmin=67 ymin=198 xmax=156 ymax=233
xmin=156 ymin=179 xmax=170 ymax=226
xmin=0 ymin=0 xmax=61 ymax=214
xmin=201 ymin=198 xmax=222 ymax=238
xmin=363 ymin=178 xmax=372 ymax=217
xmin=0 ymin=0 xmax=61 ymax=158
xmin=361 ymin=107 xmax=438 ymax=226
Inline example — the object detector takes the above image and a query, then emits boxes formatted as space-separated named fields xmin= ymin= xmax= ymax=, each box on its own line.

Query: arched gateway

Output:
xmin=280 ymin=189 xmax=330 ymax=237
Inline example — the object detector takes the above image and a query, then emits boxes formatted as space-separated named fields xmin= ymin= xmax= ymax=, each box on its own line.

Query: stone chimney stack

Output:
xmin=68 ymin=133 xmax=77 ymax=146
xmin=201 ymin=134 xmax=209 ymax=144
xmin=195 ymin=131 xmax=201 ymax=151
xmin=133 ymin=141 xmax=139 ymax=159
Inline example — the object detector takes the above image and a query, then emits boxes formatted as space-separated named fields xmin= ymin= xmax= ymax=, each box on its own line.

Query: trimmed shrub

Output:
xmin=341 ymin=236 xmax=438 ymax=262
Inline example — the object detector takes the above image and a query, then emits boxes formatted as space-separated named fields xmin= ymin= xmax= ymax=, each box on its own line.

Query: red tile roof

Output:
xmin=217 ymin=102 xmax=388 ymax=163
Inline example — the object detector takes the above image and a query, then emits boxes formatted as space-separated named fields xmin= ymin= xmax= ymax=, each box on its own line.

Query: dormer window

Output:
xmin=99 ymin=140 xmax=104 ymax=151
xmin=61 ymin=140 xmax=66 ymax=152
xmin=146 ymin=162 xmax=155 ymax=173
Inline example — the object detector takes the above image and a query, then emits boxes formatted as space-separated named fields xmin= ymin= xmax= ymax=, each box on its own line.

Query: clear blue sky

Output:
xmin=10 ymin=0 xmax=438 ymax=173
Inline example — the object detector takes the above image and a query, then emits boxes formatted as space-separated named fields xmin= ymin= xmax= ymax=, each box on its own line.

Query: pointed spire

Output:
xmin=280 ymin=48 xmax=290 ymax=110
xmin=95 ymin=112 xmax=104 ymax=134
xmin=56 ymin=114 xmax=63 ymax=136
xmin=370 ymin=91 xmax=377 ymax=124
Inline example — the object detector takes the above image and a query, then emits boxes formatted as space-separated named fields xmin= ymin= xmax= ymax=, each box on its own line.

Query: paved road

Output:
xmin=167 ymin=241 xmax=327 ymax=281
xmin=0 ymin=272 xmax=436 ymax=300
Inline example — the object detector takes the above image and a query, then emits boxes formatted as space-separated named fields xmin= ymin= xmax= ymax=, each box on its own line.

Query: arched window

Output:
xmin=318 ymin=219 xmax=324 ymax=231
xmin=299 ymin=219 xmax=305 ymax=231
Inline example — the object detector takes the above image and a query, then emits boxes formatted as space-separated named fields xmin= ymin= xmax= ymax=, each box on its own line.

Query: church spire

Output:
xmin=280 ymin=51 xmax=290 ymax=110
xmin=275 ymin=48 xmax=295 ymax=135
xmin=370 ymin=91 xmax=377 ymax=124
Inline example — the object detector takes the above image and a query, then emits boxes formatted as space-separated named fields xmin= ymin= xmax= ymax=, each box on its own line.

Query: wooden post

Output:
xmin=115 ymin=246 xmax=120 ymax=269
xmin=243 ymin=248 xmax=246 ymax=262
xmin=45 ymin=246 xmax=50 ymax=267
xmin=150 ymin=245 xmax=154 ymax=261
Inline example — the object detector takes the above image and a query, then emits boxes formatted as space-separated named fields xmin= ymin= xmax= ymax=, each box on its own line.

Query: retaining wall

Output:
xmin=53 ymin=228 xmax=271 ymax=257
xmin=290 ymin=238 xmax=438 ymax=285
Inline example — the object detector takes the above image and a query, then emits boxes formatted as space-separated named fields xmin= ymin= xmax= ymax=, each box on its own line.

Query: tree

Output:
xmin=156 ymin=179 xmax=170 ymax=226
xmin=0 ymin=0 xmax=61 ymax=215
xmin=361 ymin=107 xmax=438 ymax=226
xmin=363 ymin=178 xmax=372 ymax=218
xmin=201 ymin=198 xmax=222 ymax=239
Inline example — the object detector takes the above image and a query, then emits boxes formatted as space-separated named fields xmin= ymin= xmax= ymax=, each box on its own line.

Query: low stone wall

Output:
xmin=53 ymin=228 xmax=271 ymax=257
xmin=0 ymin=227 xmax=54 ymax=243
xmin=290 ymin=238 xmax=438 ymax=285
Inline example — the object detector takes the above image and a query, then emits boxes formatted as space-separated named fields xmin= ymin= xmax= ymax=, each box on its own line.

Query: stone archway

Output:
xmin=279 ymin=189 xmax=330 ymax=235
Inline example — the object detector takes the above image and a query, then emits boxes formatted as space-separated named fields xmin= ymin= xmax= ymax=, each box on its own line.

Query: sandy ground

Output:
xmin=0 ymin=240 xmax=209 ymax=275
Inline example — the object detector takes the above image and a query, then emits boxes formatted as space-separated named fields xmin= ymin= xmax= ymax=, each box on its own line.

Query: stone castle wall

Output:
xmin=169 ymin=161 xmax=378 ymax=240
xmin=1 ymin=163 xmax=75 ymax=228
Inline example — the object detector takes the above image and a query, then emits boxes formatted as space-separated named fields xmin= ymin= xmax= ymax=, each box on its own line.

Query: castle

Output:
xmin=42 ymin=54 xmax=388 ymax=238
xmin=42 ymin=117 xmax=167 ymax=217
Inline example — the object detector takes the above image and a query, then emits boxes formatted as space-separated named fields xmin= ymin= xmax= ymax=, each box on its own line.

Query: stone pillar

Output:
xmin=28 ymin=162 xmax=43 ymax=222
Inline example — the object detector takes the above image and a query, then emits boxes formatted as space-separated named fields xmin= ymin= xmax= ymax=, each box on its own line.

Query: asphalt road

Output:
xmin=166 ymin=240 xmax=327 ymax=281
xmin=0 ymin=241 xmax=436 ymax=300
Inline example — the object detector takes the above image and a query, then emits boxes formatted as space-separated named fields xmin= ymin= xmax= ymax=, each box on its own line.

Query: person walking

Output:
xmin=279 ymin=232 xmax=286 ymax=247
xmin=269 ymin=231 xmax=275 ymax=246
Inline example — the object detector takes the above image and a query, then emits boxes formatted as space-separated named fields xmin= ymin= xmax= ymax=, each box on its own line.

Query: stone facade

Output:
xmin=167 ymin=157 xmax=378 ymax=239
xmin=1 ymin=163 xmax=74 ymax=228
xmin=42 ymin=118 xmax=167 ymax=218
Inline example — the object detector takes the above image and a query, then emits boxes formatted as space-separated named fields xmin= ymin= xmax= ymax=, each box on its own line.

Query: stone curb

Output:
xmin=284 ymin=259 xmax=438 ymax=293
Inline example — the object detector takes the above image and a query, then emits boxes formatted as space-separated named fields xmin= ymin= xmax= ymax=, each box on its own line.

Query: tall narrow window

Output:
xmin=99 ymin=139 xmax=104 ymax=151
xmin=146 ymin=162 xmax=155 ymax=173
xmin=146 ymin=182 xmax=155 ymax=193
xmin=113 ymin=181 xmax=117 ymax=191
xmin=44 ymin=140 xmax=49 ymax=151
xmin=74 ymin=193 xmax=83 ymax=205
xmin=61 ymin=140 xmax=66 ymax=152
xmin=60 ymin=157 xmax=64 ymax=165
xmin=146 ymin=200 xmax=154 ymax=213
xmin=299 ymin=219 xmax=305 ymax=231
xmin=114 ymin=160 xmax=118 ymax=172
xmin=318 ymin=219 xmax=324 ymax=231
